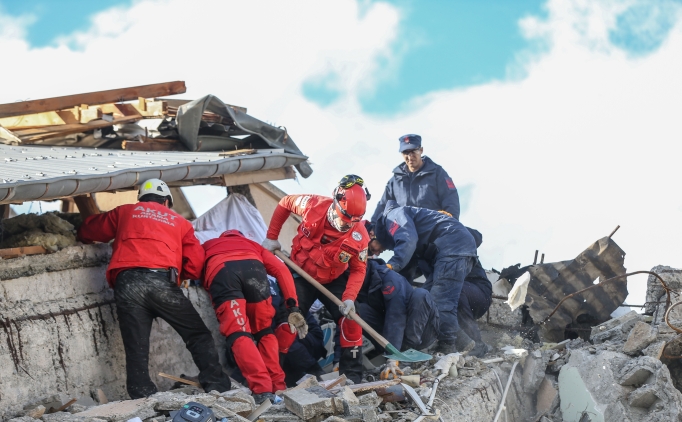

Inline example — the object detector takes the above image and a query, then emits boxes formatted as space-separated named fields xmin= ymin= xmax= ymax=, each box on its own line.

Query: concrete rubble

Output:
xmin=4 ymin=232 xmax=682 ymax=421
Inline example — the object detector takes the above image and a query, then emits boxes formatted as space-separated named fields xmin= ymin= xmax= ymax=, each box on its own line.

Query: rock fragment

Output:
xmin=622 ymin=321 xmax=657 ymax=355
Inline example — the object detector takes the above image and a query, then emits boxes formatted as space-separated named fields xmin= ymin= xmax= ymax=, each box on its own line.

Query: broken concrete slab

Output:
xmin=521 ymin=349 xmax=551 ymax=393
xmin=559 ymin=349 xmax=682 ymax=421
xmin=535 ymin=375 xmax=558 ymax=417
xmin=590 ymin=310 xmax=643 ymax=344
xmin=211 ymin=403 xmax=252 ymax=422
xmin=643 ymin=340 xmax=667 ymax=360
xmin=283 ymin=386 xmax=344 ymax=420
xmin=213 ymin=395 xmax=255 ymax=416
xmin=152 ymin=392 xmax=216 ymax=411
xmin=629 ymin=384 xmax=659 ymax=408
xmin=336 ymin=386 xmax=359 ymax=406
xmin=22 ymin=405 xmax=45 ymax=419
xmin=74 ymin=397 xmax=157 ymax=421
xmin=645 ymin=265 xmax=682 ymax=315
xmin=622 ymin=321 xmax=658 ymax=355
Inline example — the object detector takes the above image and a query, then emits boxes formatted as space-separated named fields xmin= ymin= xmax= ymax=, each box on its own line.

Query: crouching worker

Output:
xmin=371 ymin=201 xmax=477 ymax=355
xmin=202 ymin=230 xmax=308 ymax=404
xmin=454 ymin=228 xmax=492 ymax=357
xmin=355 ymin=257 xmax=439 ymax=379
xmin=77 ymin=179 xmax=232 ymax=399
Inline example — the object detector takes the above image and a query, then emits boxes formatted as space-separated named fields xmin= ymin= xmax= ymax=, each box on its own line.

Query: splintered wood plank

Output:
xmin=0 ymin=245 xmax=48 ymax=259
xmin=218 ymin=149 xmax=256 ymax=157
xmin=15 ymin=116 xmax=141 ymax=142
xmin=0 ymin=81 xmax=186 ymax=118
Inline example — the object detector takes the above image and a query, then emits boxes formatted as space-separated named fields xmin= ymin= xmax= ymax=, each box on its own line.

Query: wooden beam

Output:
xmin=73 ymin=194 xmax=100 ymax=218
xmin=0 ymin=204 xmax=10 ymax=219
xmin=14 ymin=115 xmax=141 ymax=142
xmin=169 ymin=187 xmax=196 ymax=220
xmin=222 ymin=166 xmax=296 ymax=187
xmin=0 ymin=81 xmax=186 ymax=118
xmin=0 ymin=246 xmax=48 ymax=259
xmin=159 ymin=98 xmax=247 ymax=114
xmin=122 ymin=139 xmax=188 ymax=151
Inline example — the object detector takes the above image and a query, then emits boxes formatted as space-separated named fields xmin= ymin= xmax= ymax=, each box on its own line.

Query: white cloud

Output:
xmin=1 ymin=0 xmax=681 ymax=304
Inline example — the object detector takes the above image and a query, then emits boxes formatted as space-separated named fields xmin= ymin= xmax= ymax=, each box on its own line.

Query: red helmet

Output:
xmin=333 ymin=184 xmax=367 ymax=223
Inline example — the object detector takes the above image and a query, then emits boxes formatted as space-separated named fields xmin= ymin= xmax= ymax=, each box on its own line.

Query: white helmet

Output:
xmin=138 ymin=178 xmax=173 ymax=206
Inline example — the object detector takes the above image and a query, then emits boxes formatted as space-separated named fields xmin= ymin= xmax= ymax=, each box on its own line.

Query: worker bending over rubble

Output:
xmin=371 ymin=134 xmax=460 ymax=224
xmin=354 ymin=256 xmax=440 ymax=379
xmin=202 ymin=230 xmax=308 ymax=404
xmin=77 ymin=179 xmax=231 ymax=399
xmin=371 ymin=201 xmax=477 ymax=354
xmin=430 ymin=228 xmax=492 ymax=357
xmin=262 ymin=175 xmax=371 ymax=383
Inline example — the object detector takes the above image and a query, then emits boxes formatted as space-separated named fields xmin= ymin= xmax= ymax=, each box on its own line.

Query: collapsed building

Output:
xmin=2 ymin=83 xmax=682 ymax=421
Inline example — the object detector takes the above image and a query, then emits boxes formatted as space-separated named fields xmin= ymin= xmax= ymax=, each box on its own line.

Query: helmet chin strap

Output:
xmin=327 ymin=205 xmax=351 ymax=232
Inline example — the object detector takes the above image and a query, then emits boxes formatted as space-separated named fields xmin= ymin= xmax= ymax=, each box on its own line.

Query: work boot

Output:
xmin=469 ymin=341 xmax=491 ymax=358
xmin=252 ymin=392 xmax=276 ymax=405
xmin=434 ymin=341 xmax=458 ymax=355
xmin=454 ymin=330 xmax=475 ymax=354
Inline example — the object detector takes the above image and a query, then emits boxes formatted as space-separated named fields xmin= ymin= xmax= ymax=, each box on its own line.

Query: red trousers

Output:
xmin=210 ymin=260 xmax=287 ymax=394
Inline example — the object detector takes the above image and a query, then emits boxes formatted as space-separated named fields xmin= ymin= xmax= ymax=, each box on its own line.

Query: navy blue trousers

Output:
xmin=423 ymin=256 xmax=474 ymax=344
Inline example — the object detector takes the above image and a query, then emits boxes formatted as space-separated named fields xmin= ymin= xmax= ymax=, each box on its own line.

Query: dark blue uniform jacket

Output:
xmin=463 ymin=228 xmax=492 ymax=298
xmin=374 ymin=201 xmax=477 ymax=272
xmin=371 ymin=156 xmax=460 ymax=224
xmin=356 ymin=260 xmax=413 ymax=350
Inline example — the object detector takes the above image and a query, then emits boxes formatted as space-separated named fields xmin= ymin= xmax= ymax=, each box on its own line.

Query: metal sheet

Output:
xmin=526 ymin=237 xmax=628 ymax=341
xmin=0 ymin=144 xmax=307 ymax=205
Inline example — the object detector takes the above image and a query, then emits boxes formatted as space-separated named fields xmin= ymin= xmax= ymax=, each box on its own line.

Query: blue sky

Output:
xmin=2 ymin=0 xmax=675 ymax=114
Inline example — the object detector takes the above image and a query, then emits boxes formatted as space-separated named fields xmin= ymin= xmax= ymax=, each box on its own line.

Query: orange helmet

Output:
xmin=333 ymin=175 xmax=370 ymax=222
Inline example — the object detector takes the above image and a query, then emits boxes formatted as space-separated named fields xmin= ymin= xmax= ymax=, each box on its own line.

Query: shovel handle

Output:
xmin=274 ymin=250 xmax=390 ymax=350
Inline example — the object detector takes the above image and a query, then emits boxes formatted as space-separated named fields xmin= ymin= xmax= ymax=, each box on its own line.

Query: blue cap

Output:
xmin=398 ymin=134 xmax=422 ymax=152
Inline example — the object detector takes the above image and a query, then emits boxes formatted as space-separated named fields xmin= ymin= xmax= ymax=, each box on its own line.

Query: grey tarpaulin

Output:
xmin=526 ymin=236 xmax=627 ymax=341
xmin=176 ymin=94 xmax=312 ymax=178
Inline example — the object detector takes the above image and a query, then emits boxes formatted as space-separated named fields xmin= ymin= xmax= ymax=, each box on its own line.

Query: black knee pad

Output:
xmin=225 ymin=331 xmax=254 ymax=366
xmin=253 ymin=327 xmax=274 ymax=344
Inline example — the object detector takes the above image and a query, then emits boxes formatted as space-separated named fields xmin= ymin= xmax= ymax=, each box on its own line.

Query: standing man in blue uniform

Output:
xmin=371 ymin=134 xmax=460 ymax=224
xmin=370 ymin=201 xmax=477 ymax=354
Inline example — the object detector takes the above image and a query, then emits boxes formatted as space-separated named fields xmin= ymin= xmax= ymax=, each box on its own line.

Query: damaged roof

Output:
xmin=0 ymin=145 xmax=306 ymax=205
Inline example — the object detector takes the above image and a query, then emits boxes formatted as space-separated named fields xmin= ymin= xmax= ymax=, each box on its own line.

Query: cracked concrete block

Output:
xmin=213 ymin=396 xmax=254 ymax=416
xmin=356 ymin=392 xmax=382 ymax=408
xmin=345 ymin=406 xmax=379 ymax=422
xmin=73 ymin=398 xmax=158 ymax=421
xmin=629 ymin=385 xmax=659 ymax=408
xmin=8 ymin=417 xmax=41 ymax=422
xmin=622 ymin=322 xmax=657 ymax=355
xmin=23 ymin=405 xmax=45 ymax=419
xmin=643 ymin=340 xmax=667 ymax=360
xmin=152 ymin=392 xmax=216 ymax=411
xmin=336 ymin=387 xmax=359 ymax=406
xmin=42 ymin=412 xmax=88 ymax=422
xmin=210 ymin=404 xmax=251 ymax=422
xmin=283 ymin=386 xmax=344 ymax=420
xmin=535 ymin=375 xmax=558 ymax=416
xmin=522 ymin=350 xmax=551 ymax=393
xmin=616 ymin=357 xmax=659 ymax=386
xmin=590 ymin=310 xmax=643 ymax=344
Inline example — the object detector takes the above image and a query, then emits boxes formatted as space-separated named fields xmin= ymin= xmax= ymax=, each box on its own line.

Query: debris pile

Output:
xmin=0 ymin=212 xmax=81 ymax=252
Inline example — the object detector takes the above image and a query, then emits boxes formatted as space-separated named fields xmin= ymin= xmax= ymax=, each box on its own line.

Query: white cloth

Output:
xmin=193 ymin=193 xmax=268 ymax=244
xmin=506 ymin=271 xmax=531 ymax=311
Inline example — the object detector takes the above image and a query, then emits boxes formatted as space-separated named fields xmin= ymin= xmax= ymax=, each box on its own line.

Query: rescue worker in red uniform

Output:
xmin=77 ymin=179 xmax=231 ymax=399
xmin=262 ymin=175 xmax=371 ymax=383
xmin=202 ymin=230 xmax=308 ymax=404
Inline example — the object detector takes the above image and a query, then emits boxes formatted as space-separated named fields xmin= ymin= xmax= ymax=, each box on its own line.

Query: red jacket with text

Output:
xmin=77 ymin=202 xmax=204 ymax=287
xmin=202 ymin=230 xmax=298 ymax=306
xmin=266 ymin=194 xmax=369 ymax=301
